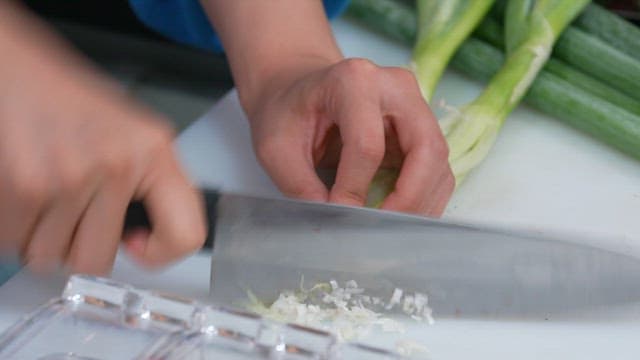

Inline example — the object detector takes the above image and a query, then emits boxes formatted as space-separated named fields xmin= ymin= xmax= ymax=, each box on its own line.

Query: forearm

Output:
xmin=0 ymin=2 xmax=123 ymax=110
xmin=199 ymin=0 xmax=343 ymax=113
xmin=0 ymin=3 xmax=66 ymax=67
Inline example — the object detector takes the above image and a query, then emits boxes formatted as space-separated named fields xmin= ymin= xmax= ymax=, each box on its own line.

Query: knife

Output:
xmin=125 ymin=190 xmax=640 ymax=320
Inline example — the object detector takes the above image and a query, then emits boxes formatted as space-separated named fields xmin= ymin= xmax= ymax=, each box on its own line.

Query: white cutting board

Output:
xmin=177 ymin=18 xmax=640 ymax=256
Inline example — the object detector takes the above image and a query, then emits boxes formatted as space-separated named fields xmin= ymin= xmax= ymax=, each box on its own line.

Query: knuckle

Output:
xmin=254 ymin=136 xmax=281 ymax=165
xmin=336 ymin=189 xmax=368 ymax=205
xmin=182 ymin=222 xmax=207 ymax=252
xmin=99 ymin=152 xmax=133 ymax=179
xmin=57 ymin=165 xmax=90 ymax=194
xmin=429 ymin=137 xmax=450 ymax=161
xmin=179 ymin=231 xmax=206 ymax=253
xmin=336 ymin=58 xmax=379 ymax=80
xmin=149 ymin=123 xmax=175 ymax=145
xmin=12 ymin=168 xmax=52 ymax=206
xmin=390 ymin=67 xmax=418 ymax=85
xmin=130 ymin=121 xmax=174 ymax=157
xmin=444 ymin=170 xmax=456 ymax=194
xmin=352 ymin=135 xmax=385 ymax=163
xmin=167 ymin=225 xmax=206 ymax=255
xmin=145 ymin=126 xmax=174 ymax=154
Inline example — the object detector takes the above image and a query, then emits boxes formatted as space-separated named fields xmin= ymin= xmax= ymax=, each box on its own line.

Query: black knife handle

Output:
xmin=123 ymin=189 xmax=220 ymax=249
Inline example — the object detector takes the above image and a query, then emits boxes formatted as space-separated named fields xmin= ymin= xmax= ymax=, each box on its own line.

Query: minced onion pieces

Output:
xmin=396 ymin=339 xmax=431 ymax=358
xmin=385 ymin=288 xmax=404 ymax=310
xmin=245 ymin=279 xmax=434 ymax=342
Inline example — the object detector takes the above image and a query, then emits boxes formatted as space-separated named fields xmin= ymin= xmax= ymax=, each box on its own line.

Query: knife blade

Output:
xmin=125 ymin=190 xmax=640 ymax=320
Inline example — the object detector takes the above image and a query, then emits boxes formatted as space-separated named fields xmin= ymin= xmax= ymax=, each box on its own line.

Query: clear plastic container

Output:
xmin=0 ymin=275 xmax=403 ymax=359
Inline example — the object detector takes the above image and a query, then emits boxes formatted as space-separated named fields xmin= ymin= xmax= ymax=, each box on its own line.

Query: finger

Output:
xmin=256 ymin=135 xmax=329 ymax=202
xmin=128 ymin=149 xmax=206 ymax=268
xmin=0 ymin=177 xmax=47 ymax=256
xmin=66 ymin=182 xmax=130 ymax=275
xmin=25 ymin=178 xmax=97 ymax=273
xmin=22 ymin=150 xmax=100 ymax=272
xmin=424 ymin=168 xmax=455 ymax=217
xmin=381 ymin=131 xmax=452 ymax=215
xmin=381 ymin=146 xmax=446 ymax=214
xmin=0 ymin=126 xmax=48 ymax=254
xmin=380 ymin=74 xmax=452 ymax=214
xmin=329 ymin=101 xmax=385 ymax=206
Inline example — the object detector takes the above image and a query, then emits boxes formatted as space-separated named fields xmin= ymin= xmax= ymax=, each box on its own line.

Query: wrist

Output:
xmin=235 ymin=51 xmax=343 ymax=119
xmin=199 ymin=0 xmax=344 ymax=117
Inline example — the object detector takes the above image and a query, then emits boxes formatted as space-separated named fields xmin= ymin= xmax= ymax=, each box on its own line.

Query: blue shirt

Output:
xmin=128 ymin=0 xmax=350 ymax=53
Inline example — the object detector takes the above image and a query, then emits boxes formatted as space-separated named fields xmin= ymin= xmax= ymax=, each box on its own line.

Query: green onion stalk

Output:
xmin=412 ymin=0 xmax=496 ymax=102
xmin=360 ymin=0 xmax=495 ymax=206
xmin=444 ymin=0 xmax=590 ymax=184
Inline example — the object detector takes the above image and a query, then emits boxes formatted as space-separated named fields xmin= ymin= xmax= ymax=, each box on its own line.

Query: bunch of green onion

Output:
xmin=347 ymin=0 xmax=640 ymax=203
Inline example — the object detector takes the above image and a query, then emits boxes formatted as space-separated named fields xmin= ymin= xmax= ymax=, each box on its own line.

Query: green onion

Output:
xmin=451 ymin=38 xmax=640 ymax=161
xmin=346 ymin=0 xmax=640 ymax=201
xmin=575 ymin=3 xmax=640 ymax=60
xmin=346 ymin=0 xmax=417 ymax=46
xmin=347 ymin=0 xmax=494 ymax=204
xmin=475 ymin=17 xmax=640 ymax=116
xmin=488 ymin=1 xmax=640 ymax=102
xmin=444 ymin=0 xmax=590 ymax=182
xmin=544 ymin=59 xmax=640 ymax=117
xmin=412 ymin=0 xmax=495 ymax=101
xmin=553 ymin=26 xmax=640 ymax=102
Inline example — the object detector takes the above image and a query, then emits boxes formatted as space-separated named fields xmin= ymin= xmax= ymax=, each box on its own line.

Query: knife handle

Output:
xmin=123 ymin=189 xmax=219 ymax=249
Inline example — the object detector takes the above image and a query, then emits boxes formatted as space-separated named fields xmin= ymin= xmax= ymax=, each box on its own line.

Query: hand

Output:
xmin=0 ymin=4 xmax=206 ymax=274
xmin=200 ymin=0 xmax=454 ymax=215
xmin=244 ymin=58 xmax=455 ymax=216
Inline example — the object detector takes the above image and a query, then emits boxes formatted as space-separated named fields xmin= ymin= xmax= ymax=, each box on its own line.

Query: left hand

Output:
xmin=200 ymin=0 xmax=454 ymax=216
xmin=244 ymin=57 xmax=455 ymax=216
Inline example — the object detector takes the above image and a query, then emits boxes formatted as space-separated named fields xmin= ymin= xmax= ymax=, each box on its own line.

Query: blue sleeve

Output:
xmin=128 ymin=0 xmax=350 ymax=53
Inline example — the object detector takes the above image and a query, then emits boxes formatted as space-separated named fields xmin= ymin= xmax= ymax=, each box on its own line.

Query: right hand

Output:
xmin=0 ymin=5 xmax=206 ymax=275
